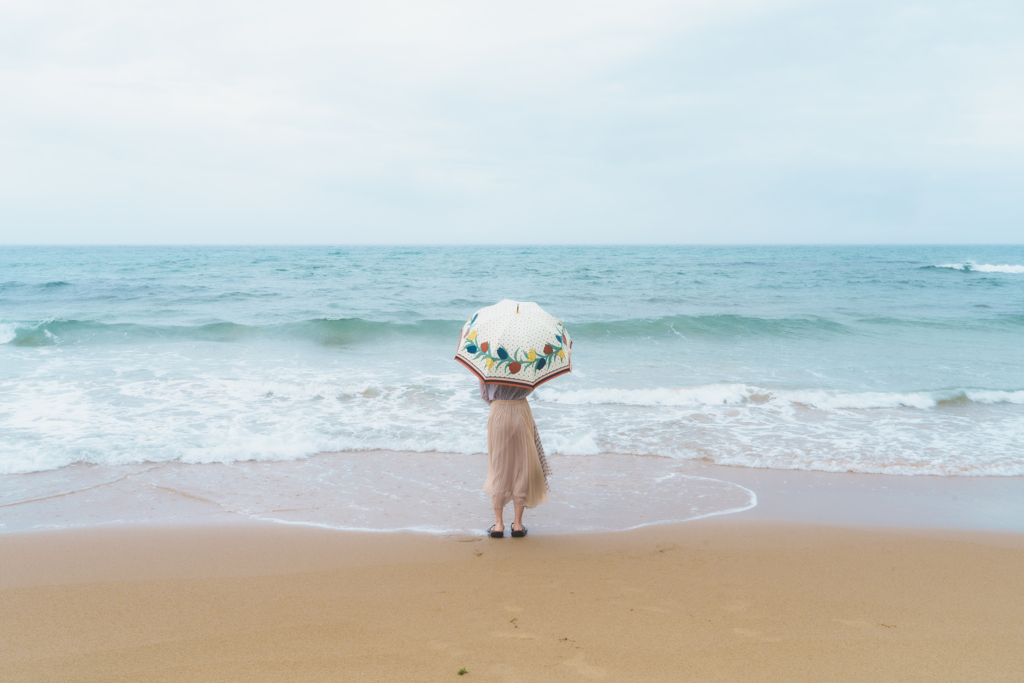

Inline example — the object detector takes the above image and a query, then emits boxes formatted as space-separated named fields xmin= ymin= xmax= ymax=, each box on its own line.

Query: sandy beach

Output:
xmin=3 ymin=515 xmax=1023 ymax=682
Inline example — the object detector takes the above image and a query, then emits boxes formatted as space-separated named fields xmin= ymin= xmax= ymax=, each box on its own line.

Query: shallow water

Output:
xmin=0 ymin=453 xmax=756 ymax=534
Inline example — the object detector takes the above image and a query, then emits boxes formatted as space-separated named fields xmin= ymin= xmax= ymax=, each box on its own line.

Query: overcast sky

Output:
xmin=1 ymin=0 xmax=1022 ymax=244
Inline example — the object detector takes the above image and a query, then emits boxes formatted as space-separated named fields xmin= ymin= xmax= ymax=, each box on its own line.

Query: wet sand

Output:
xmin=3 ymin=518 xmax=1023 ymax=682
xmin=5 ymin=451 xmax=1024 ymax=535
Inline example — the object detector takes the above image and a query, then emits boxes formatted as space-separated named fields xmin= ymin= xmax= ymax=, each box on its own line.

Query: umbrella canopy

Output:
xmin=455 ymin=300 xmax=572 ymax=388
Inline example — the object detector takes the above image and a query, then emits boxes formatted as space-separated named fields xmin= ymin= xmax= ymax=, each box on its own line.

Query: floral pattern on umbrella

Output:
xmin=454 ymin=300 xmax=572 ymax=388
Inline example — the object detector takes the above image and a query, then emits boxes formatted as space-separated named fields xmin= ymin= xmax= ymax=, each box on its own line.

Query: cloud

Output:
xmin=0 ymin=0 xmax=1022 ymax=243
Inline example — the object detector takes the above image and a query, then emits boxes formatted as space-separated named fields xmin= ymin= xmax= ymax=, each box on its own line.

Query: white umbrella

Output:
xmin=454 ymin=299 xmax=572 ymax=388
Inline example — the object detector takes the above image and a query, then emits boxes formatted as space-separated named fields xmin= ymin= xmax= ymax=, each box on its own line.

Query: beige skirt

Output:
xmin=484 ymin=399 xmax=549 ymax=510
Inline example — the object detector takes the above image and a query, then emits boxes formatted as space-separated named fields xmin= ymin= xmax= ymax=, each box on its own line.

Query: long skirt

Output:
xmin=484 ymin=399 xmax=549 ymax=510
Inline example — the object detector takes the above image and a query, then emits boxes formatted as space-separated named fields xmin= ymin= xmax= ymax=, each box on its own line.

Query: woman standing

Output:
xmin=453 ymin=300 xmax=572 ymax=538
xmin=479 ymin=380 xmax=551 ymax=537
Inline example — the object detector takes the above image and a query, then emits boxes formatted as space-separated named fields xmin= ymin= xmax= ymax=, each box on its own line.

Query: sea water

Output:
xmin=2 ymin=246 xmax=1023 ymax=531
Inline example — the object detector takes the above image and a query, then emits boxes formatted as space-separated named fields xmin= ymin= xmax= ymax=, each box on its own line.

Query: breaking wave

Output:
xmin=929 ymin=261 xmax=1024 ymax=274
xmin=0 ymin=318 xmax=462 ymax=347
xmin=2 ymin=312 xmax=995 ymax=348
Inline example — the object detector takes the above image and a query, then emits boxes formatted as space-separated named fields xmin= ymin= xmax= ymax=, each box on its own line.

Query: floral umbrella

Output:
xmin=455 ymin=300 xmax=572 ymax=388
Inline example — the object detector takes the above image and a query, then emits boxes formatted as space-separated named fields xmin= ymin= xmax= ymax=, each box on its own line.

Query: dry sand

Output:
xmin=3 ymin=520 xmax=1023 ymax=682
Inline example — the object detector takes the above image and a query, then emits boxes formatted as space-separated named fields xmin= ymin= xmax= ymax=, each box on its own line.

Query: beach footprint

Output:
xmin=834 ymin=618 xmax=897 ymax=630
xmin=634 ymin=605 xmax=670 ymax=614
xmin=490 ymin=631 xmax=537 ymax=640
xmin=560 ymin=652 xmax=608 ymax=679
xmin=732 ymin=627 xmax=782 ymax=643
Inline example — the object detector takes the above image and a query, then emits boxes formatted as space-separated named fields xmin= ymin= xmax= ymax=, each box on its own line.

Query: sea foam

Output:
xmin=535 ymin=385 xmax=1024 ymax=410
xmin=535 ymin=385 xmax=755 ymax=407
xmin=0 ymin=324 xmax=16 ymax=345
xmin=935 ymin=261 xmax=1024 ymax=274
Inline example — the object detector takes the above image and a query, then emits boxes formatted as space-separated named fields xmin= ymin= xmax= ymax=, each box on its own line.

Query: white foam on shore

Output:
xmin=536 ymin=384 xmax=753 ymax=406
xmin=3 ymin=365 xmax=1024 ymax=476
xmin=2 ymin=342 xmax=1024 ymax=478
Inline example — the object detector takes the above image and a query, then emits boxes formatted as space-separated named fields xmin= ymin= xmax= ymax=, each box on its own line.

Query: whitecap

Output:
xmin=934 ymin=260 xmax=1024 ymax=274
xmin=970 ymin=263 xmax=1024 ymax=274
xmin=965 ymin=389 xmax=1024 ymax=405
xmin=778 ymin=389 xmax=938 ymax=410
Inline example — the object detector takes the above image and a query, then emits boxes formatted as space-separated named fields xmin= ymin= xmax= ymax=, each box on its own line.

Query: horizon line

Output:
xmin=3 ymin=243 xmax=1024 ymax=248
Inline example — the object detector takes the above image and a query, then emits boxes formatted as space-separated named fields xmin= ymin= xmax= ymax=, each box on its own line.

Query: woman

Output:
xmin=479 ymin=379 xmax=551 ymax=538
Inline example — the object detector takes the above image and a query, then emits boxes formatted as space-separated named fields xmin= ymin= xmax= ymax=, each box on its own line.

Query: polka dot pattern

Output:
xmin=454 ymin=299 xmax=573 ymax=388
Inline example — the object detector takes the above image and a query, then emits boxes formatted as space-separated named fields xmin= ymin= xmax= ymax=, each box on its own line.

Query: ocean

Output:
xmin=2 ymin=245 xmax=1023 ymax=532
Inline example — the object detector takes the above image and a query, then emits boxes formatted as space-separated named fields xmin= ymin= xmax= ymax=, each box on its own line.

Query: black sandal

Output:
xmin=488 ymin=525 xmax=505 ymax=538
xmin=510 ymin=524 xmax=527 ymax=538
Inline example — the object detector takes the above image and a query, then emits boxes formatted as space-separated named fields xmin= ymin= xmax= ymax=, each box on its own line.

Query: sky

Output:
xmin=1 ymin=0 xmax=1022 ymax=244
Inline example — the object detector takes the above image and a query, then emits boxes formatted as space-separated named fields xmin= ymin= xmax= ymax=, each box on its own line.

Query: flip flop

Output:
xmin=510 ymin=525 xmax=527 ymax=538
xmin=487 ymin=525 xmax=505 ymax=538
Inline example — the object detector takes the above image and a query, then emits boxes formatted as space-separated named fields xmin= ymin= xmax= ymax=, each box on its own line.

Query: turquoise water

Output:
xmin=2 ymin=245 xmax=1023 ymax=476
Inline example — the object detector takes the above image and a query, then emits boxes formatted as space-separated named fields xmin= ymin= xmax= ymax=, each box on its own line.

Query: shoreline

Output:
xmin=3 ymin=451 xmax=1024 ymax=536
xmin=684 ymin=462 xmax=1024 ymax=532
xmin=3 ymin=518 xmax=1023 ymax=681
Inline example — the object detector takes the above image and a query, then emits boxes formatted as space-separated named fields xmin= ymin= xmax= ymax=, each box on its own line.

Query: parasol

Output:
xmin=455 ymin=300 xmax=572 ymax=388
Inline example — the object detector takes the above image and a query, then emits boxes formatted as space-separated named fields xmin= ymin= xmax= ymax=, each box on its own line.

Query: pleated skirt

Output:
xmin=484 ymin=399 xmax=549 ymax=510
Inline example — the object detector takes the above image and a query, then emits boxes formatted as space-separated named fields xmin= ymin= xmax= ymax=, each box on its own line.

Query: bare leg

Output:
xmin=492 ymin=508 xmax=504 ymax=533
xmin=512 ymin=504 xmax=525 ymax=532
